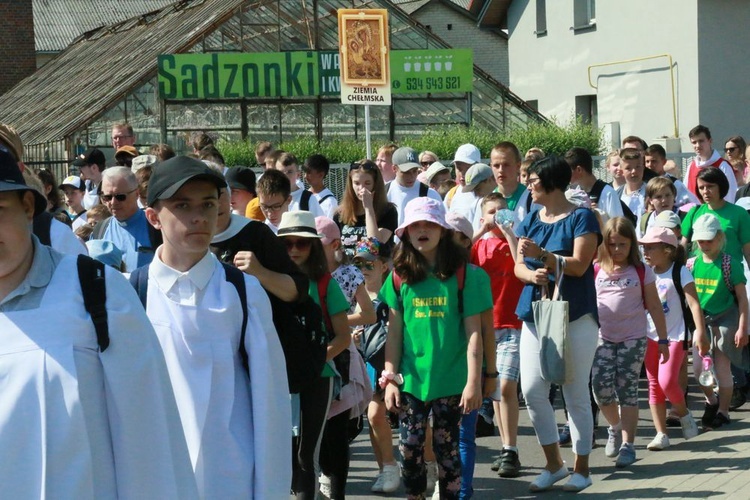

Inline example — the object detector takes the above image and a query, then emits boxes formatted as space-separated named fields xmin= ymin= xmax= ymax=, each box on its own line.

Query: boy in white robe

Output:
xmin=141 ymin=156 xmax=292 ymax=498
xmin=0 ymin=149 xmax=197 ymax=499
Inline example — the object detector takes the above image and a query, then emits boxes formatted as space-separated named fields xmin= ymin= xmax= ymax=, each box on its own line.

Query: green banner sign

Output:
xmin=390 ymin=49 xmax=473 ymax=94
xmin=158 ymin=49 xmax=472 ymax=100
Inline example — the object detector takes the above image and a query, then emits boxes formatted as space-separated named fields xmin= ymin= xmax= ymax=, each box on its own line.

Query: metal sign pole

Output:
xmin=364 ymin=105 xmax=372 ymax=160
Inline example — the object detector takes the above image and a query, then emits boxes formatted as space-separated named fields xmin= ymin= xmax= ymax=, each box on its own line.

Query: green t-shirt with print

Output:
xmin=379 ymin=264 xmax=492 ymax=402
xmin=682 ymin=202 xmax=750 ymax=262
xmin=691 ymin=253 xmax=747 ymax=316
xmin=310 ymin=277 xmax=350 ymax=377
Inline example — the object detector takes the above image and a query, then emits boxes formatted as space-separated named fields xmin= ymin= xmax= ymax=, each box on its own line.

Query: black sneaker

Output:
xmin=490 ymin=455 xmax=502 ymax=472
xmin=710 ymin=412 xmax=731 ymax=429
xmin=701 ymin=401 xmax=720 ymax=428
xmin=498 ymin=449 xmax=521 ymax=478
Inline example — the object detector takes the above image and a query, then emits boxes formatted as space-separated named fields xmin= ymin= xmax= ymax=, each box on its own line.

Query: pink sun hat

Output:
xmin=395 ymin=197 xmax=452 ymax=238
xmin=638 ymin=226 xmax=679 ymax=248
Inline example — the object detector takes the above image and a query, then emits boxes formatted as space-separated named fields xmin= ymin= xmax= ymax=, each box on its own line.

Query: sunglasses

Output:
xmin=353 ymin=260 xmax=375 ymax=270
xmin=350 ymin=160 xmax=377 ymax=172
xmin=420 ymin=161 xmax=433 ymax=167
xmin=725 ymin=147 xmax=738 ymax=153
xmin=100 ymin=189 xmax=136 ymax=202
xmin=284 ymin=238 xmax=313 ymax=251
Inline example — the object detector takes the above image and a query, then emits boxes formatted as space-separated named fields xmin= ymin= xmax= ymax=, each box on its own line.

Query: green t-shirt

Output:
xmin=379 ymin=264 xmax=492 ymax=401
xmin=495 ymin=183 xmax=526 ymax=211
xmin=682 ymin=203 xmax=750 ymax=261
xmin=691 ymin=253 xmax=746 ymax=316
xmin=310 ymin=277 xmax=350 ymax=377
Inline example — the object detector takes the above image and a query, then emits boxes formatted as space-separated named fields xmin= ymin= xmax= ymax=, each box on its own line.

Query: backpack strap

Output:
xmin=392 ymin=270 xmax=403 ymax=311
xmin=636 ymin=263 xmax=646 ymax=308
xmin=128 ymin=264 xmax=150 ymax=308
xmin=317 ymin=273 xmax=333 ymax=336
xmin=77 ymin=255 xmax=110 ymax=352
xmin=672 ymin=262 xmax=690 ymax=351
xmin=319 ymin=193 xmax=334 ymax=204
xmin=525 ymin=189 xmax=533 ymax=214
xmin=721 ymin=253 xmax=734 ymax=294
xmin=615 ymin=184 xmax=626 ymax=198
xmin=639 ymin=211 xmax=652 ymax=235
xmin=300 ymin=189 xmax=312 ymax=211
xmin=456 ymin=263 xmax=466 ymax=316
xmin=32 ymin=211 xmax=53 ymax=246
xmin=222 ymin=263 xmax=249 ymax=370
xmin=419 ymin=182 xmax=428 ymax=197
xmin=588 ymin=179 xmax=606 ymax=203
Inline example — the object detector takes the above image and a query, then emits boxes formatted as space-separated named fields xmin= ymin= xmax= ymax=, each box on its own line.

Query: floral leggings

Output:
xmin=399 ymin=392 xmax=462 ymax=500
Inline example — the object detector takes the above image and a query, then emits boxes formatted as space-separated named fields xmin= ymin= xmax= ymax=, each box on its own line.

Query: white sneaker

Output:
xmin=646 ymin=432 xmax=670 ymax=451
xmin=425 ymin=460 xmax=438 ymax=492
xmin=380 ymin=464 xmax=401 ymax=493
xmin=371 ymin=471 xmax=385 ymax=493
xmin=431 ymin=483 xmax=440 ymax=500
xmin=318 ymin=474 xmax=331 ymax=499
xmin=680 ymin=413 xmax=699 ymax=440
xmin=605 ymin=426 xmax=622 ymax=458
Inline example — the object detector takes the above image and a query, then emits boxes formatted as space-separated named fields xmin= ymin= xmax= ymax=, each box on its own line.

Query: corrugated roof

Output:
xmin=2 ymin=0 xmax=244 ymax=146
xmin=33 ymin=0 xmax=177 ymax=52
xmin=390 ymin=0 xmax=432 ymax=15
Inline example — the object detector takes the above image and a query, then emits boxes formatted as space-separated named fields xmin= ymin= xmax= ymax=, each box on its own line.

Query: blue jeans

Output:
xmin=459 ymin=409 xmax=477 ymax=499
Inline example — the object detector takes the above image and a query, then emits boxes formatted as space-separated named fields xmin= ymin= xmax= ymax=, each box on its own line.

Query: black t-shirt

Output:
xmin=334 ymin=203 xmax=398 ymax=258
xmin=210 ymin=219 xmax=309 ymax=302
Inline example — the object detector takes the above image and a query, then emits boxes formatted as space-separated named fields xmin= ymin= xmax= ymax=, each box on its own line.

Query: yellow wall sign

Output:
xmin=337 ymin=8 xmax=391 ymax=106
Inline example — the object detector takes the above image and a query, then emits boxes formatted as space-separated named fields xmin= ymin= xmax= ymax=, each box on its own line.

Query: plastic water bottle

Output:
xmin=494 ymin=209 xmax=517 ymax=229
xmin=699 ymin=356 xmax=716 ymax=387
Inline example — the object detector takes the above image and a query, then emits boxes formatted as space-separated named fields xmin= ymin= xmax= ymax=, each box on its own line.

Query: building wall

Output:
xmin=0 ymin=0 xmax=36 ymax=95
xmin=508 ymin=0 xmax=702 ymax=152
xmin=697 ymin=0 xmax=750 ymax=144
xmin=414 ymin=2 xmax=509 ymax=85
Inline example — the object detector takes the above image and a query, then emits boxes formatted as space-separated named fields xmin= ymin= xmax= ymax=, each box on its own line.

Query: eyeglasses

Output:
xmin=284 ymin=238 xmax=312 ymax=251
xmin=100 ymin=189 xmax=136 ymax=202
xmin=350 ymin=160 xmax=377 ymax=172
xmin=112 ymin=135 xmax=132 ymax=141
xmin=260 ymin=201 xmax=286 ymax=212
xmin=725 ymin=147 xmax=738 ymax=153
xmin=525 ymin=177 xmax=541 ymax=187
xmin=353 ymin=260 xmax=375 ymax=270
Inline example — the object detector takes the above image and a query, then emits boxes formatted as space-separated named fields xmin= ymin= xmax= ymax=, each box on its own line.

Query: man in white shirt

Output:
xmin=276 ymin=152 xmax=324 ymax=216
xmin=141 ymin=156 xmax=291 ymax=499
xmin=386 ymin=146 xmax=442 ymax=225
xmin=0 ymin=149 xmax=197 ymax=499
xmin=444 ymin=143 xmax=481 ymax=209
xmin=619 ymin=148 xmax=648 ymax=218
xmin=684 ymin=124 xmax=737 ymax=202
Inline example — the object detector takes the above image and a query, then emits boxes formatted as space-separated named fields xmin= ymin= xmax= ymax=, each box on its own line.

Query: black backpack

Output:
xmin=300 ymin=190 xmax=313 ymax=211
xmin=360 ymin=299 xmax=389 ymax=371
xmin=77 ymin=255 xmax=111 ymax=352
xmin=588 ymin=180 xmax=637 ymax=225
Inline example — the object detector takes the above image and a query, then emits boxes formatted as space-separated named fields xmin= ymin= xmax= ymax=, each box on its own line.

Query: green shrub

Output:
xmin=218 ymin=117 xmax=602 ymax=165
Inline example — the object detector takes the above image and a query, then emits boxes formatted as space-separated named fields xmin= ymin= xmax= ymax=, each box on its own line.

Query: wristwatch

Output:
xmin=484 ymin=371 xmax=500 ymax=379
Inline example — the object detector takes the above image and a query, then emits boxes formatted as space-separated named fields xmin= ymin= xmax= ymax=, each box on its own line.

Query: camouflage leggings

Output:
xmin=399 ymin=392 xmax=462 ymax=500
xmin=591 ymin=337 xmax=648 ymax=407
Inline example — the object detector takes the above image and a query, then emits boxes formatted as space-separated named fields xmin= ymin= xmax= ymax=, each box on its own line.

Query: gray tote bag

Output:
xmin=532 ymin=257 xmax=572 ymax=385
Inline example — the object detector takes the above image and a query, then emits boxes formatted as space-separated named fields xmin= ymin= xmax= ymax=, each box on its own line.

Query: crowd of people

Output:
xmin=1 ymin=120 xmax=749 ymax=498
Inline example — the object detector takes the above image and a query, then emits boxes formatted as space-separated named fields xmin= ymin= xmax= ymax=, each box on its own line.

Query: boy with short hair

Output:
xmin=471 ymin=192 xmax=525 ymax=478
xmin=276 ymin=152 xmax=324 ymax=216
xmin=639 ymin=177 xmax=677 ymax=237
xmin=303 ymin=154 xmax=338 ymax=218
xmin=140 ymin=156 xmax=291 ymax=498
xmin=619 ymin=148 xmax=648 ymax=218
xmin=255 ymin=141 xmax=273 ymax=168
xmin=490 ymin=142 xmax=536 ymax=221
xmin=257 ymin=168 xmax=292 ymax=234
xmin=225 ymin=166 xmax=257 ymax=216
xmin=645 ymin=144 xmax=698 ymax=208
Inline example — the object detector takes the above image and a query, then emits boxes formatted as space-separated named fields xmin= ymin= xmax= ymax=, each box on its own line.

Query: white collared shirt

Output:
xmin=150 ymin=249 xmax=214 ymax=306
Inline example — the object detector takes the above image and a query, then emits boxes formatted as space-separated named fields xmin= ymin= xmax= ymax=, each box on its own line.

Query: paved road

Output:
xmin=340 ymin=379 xmax=749 ymax=499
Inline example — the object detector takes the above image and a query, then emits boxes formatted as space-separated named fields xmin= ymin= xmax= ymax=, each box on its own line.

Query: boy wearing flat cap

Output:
xmin=139 ymin=156 xmax=292 ymax=498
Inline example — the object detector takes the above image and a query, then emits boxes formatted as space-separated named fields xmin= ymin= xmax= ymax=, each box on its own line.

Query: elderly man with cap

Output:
xmin=386 ymin=146 xmax=442 ymax=226
xmin=90 ymin=166 xmax=161 ymax=271
xmin=0 ymin=149 xmax=198 ymax=498
xmin=76 ymin=147 xmax=108 ymax=209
